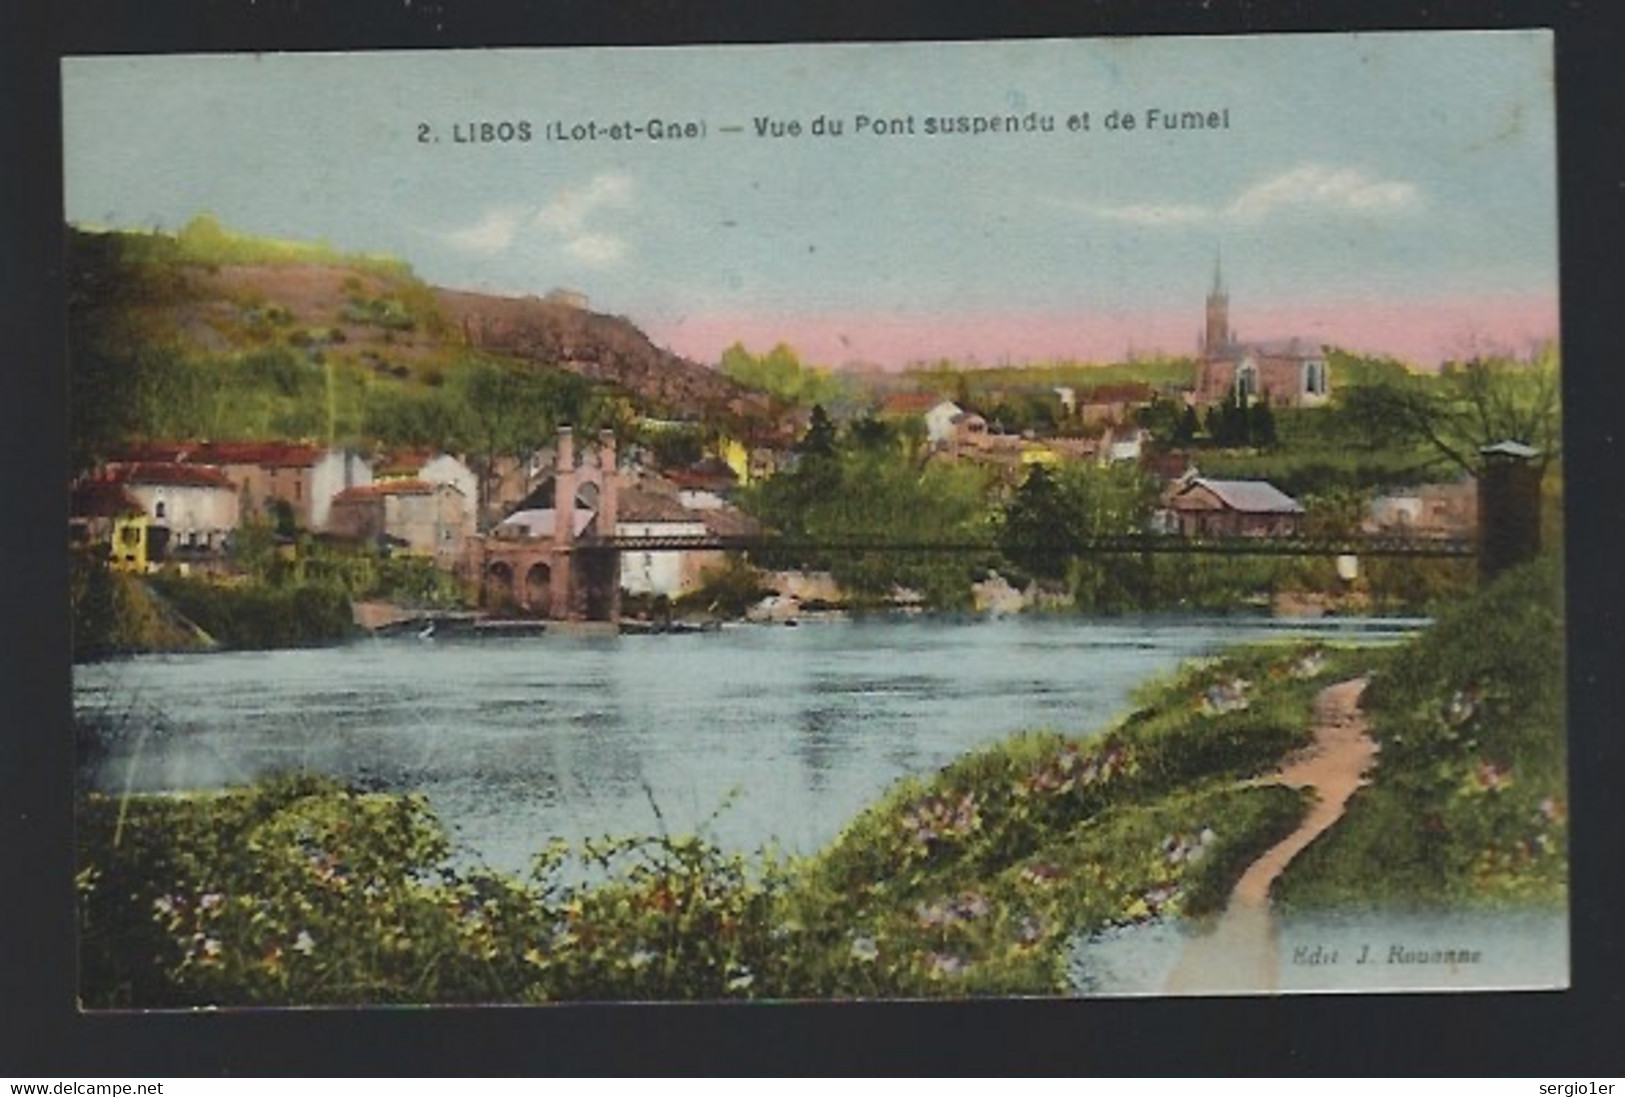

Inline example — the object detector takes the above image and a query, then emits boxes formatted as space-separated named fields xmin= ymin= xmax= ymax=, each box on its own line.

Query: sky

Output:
xmin=61 ymin=32 xmax=1559 ymax=368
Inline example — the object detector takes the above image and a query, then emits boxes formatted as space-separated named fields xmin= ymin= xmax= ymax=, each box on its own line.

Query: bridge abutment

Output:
xmin=472 ymin=427 xmax=622 ymax=622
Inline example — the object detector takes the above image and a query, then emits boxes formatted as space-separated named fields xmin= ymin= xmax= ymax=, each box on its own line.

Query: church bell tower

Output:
xmin=1203 ymin=252 xmax=1231 ymax=355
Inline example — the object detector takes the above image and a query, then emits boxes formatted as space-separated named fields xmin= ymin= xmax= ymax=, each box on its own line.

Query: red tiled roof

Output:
xmin=700 ymin=507 xmax=763 ymax=539
xmin=70 ymin=480 xmax=145 ymax=517
xmin=616 ymin=488 xmax=699 ymax=523
xmin=879 ymin=391 xmax=944 ymax=415
xmin=333 ymin=479 xmax=437 ymax=502
xmin=374 ymin=449 xmax=438 ymax=475
xmin=108 ymin=462 xmax=235 ymax=489
xmin=109 ymin=440 xmax=325 ymax=468
xmin=196 ymin=441 xmax=324 ymax=467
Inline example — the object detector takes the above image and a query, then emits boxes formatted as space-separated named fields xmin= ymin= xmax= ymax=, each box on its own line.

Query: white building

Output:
xmin=615 ymin=489 xmax=709 ymax=598
xmin=109 ymin=462 xmax=240 ymax=555
xmin=417 ymin=454 xmax=479 ymax=525
xmin=923 ymin=400 xmax=966 ymax=446
xmin=308 ymin=449 xmax=374 ymax=530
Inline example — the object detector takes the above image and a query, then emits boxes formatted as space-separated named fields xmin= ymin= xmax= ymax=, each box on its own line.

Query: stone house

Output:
xmin=328 ymin=480 xmax=472 ymax=568
xmin=1079 ymin=383 xmax=1155 ymax=427
xmin=665 ymin=457 xmax=740 ymax=510
xmin=103 ymin=462 xmax=240 ymax=560
xmin=376 ymin=450 xmax=479 ymax=529
xmin=1365 ymin=478 xmax=1478 ymax=538
xmin=108 ymin=441 xmax=372 ymax=531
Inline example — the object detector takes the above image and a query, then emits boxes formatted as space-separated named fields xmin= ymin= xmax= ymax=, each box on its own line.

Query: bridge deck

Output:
xmin=591 ymin=534 xmax=1475 ymax=558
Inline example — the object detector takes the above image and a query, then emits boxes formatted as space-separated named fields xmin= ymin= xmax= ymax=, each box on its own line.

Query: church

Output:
xmin=1193 ymin=259 xmax=1330 ymax=408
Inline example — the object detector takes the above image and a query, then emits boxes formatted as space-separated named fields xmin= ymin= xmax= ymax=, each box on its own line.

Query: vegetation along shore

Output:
xmin=75 ymin=554 xmax=1564 ymax=1005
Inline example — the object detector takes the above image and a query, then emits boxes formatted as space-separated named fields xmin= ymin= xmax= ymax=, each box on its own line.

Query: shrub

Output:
xmin=149 ymin=575 xmax=355 ymax=650
xmin=675 ymin=556 xmax=772 ymax=618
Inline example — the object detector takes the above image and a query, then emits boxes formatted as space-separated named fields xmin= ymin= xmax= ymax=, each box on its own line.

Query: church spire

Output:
xmin=1203 ymin=248 xmax=1230 ymax=355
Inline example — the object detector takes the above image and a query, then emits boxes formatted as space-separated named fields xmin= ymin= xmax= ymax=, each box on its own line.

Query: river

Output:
xmin=75 ymin=613 xmax=1566 ymax=994
xmin=75 ymin=614 xmax=1417 ymax=874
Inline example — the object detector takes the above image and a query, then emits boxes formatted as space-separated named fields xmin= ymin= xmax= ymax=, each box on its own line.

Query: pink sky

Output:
xmin=650 ymin=294 xmax=1559 ymax=371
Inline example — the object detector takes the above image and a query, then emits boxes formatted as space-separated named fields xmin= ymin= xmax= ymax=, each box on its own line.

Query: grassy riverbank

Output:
xmin=75 ymin=557 xmax=1565 ymax=1004
xmin=1276 ymin=553 xmax=1567 ymax=911
xmin=76 ymin=638 xmax=1353 ymax=1005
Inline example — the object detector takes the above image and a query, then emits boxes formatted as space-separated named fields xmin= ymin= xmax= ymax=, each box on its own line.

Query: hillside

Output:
xmin=435 ymin=288 xmax=762 ymax=420
xmin=66 ymin=222 xmax=772 ymax=463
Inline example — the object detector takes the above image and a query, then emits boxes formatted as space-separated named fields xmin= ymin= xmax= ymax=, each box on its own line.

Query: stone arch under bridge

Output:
xmin=470 ymin=427 xmax=622 ymax=621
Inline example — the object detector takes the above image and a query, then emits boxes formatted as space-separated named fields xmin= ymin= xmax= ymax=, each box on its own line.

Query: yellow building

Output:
xmin=70 ymin=478 xmax=152 ymax=572
xmin=713 ymin=436 xmax=752 ymax=486
xmin=109 ymin=514 xmax=152 ymax=572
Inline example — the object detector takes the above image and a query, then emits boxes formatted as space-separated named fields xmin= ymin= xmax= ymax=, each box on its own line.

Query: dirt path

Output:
xmin=1162 ymin=676 xmax=1377 ymax=995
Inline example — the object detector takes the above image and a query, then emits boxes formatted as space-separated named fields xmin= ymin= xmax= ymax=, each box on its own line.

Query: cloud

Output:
xmin=440 ymin=171 xmax=634 ymax=267
xmin=1087 ymin=163 xmax=1421 ymax=227
xmin=565 ymin=233 xmax=626 ymax=265
xmin=443 ymin=208 xmax=525 ymax=254
xmin=534 ymin=171 xmax=633 ymax=234
xmin=1225 ymin=164 xmax=1420 ymax=221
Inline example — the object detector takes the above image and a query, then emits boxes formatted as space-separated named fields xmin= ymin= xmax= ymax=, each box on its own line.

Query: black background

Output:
xmin=4 ymin=0 xmax=1621 ymax=1077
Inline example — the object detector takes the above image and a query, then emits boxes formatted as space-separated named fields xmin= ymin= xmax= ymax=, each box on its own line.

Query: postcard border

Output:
xmin=6 ymin=0 xmax=1622 ymax=1077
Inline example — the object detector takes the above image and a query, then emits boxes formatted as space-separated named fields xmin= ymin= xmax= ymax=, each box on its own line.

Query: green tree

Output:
xmin=998 ymin=465 xmax=1082 ymax=581
xmin=799 ymin=404 xmax=838 ymax=459
xmin=846 ymin=415 xmax=896 ymax=453
xmin=1174 ymin=405 xmax=1201 ymax=445
xmin=720 ymin=342 xmax=849 ymax=407
xmin=1251 ymin=399 xmax=1278 ymax=448
xmin=743 ymin=434 xmax=992 ymax=607
xmin=363 ymin=384 xmax=472 ymax=450
xmin=1137 ymin=395 xmax=1180 ymax=442
xmin=230 ymin=516 xmax=279 ymax=583
xmin=1334 ymin=347 xmax=1561 ymax=477
xmin=454 ymin=358 xmax=594 ymax=518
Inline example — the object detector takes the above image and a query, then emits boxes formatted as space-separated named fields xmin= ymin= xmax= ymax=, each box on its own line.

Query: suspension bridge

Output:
xmin=599 ymin=532 xmax=1476 ymax=558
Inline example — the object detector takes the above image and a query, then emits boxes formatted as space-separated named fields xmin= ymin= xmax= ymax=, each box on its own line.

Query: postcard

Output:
xmin=62 ymin=32 xmax=1568 ymax=1008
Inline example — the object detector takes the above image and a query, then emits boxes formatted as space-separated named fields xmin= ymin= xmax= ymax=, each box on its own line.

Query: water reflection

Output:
xmin=77 ymin=615 xmax=1427 ymax=876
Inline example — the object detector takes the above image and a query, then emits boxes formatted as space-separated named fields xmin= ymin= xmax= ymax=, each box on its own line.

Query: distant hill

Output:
xmin=66 ymin=222 xmax=777 ymax=461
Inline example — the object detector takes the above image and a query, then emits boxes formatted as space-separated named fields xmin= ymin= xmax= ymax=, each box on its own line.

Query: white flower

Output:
xmin=293 ymin=930 xmax=316 ymax=955
xmin=850 ymin=936 xmax=879 ymax=963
